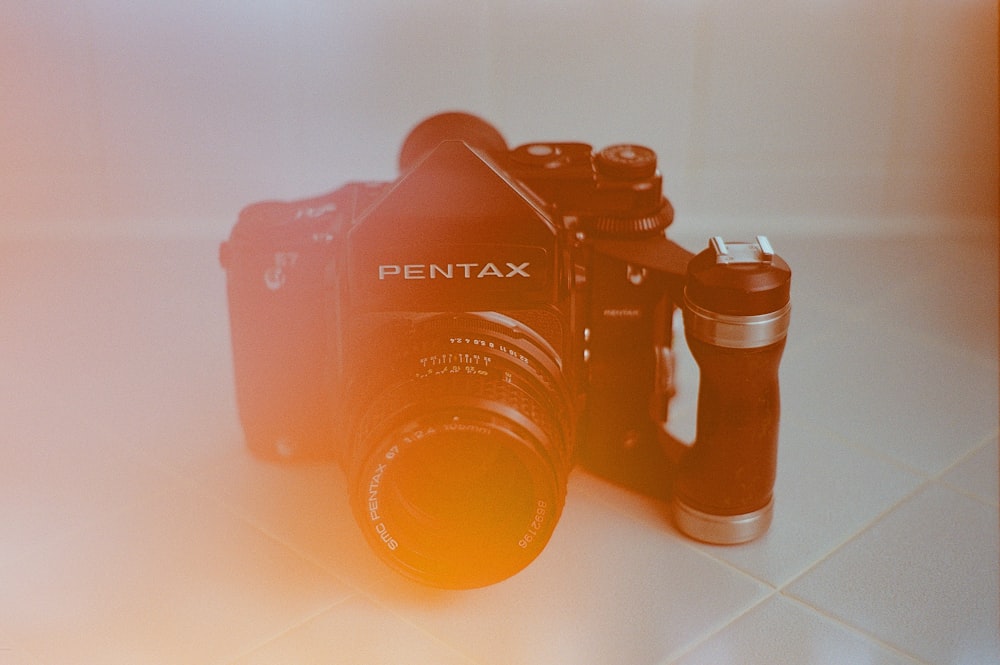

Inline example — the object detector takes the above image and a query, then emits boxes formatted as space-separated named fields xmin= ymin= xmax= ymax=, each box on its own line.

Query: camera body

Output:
xmin=220 ymin=113 xmax=790 ymax=589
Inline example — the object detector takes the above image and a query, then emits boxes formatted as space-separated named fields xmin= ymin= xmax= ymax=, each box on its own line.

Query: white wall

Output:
xmin=1 ymin=1 xmax=997 ymax=238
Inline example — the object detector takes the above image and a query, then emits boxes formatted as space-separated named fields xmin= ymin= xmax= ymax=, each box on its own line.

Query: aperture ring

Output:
xmin=683 ymin=293 xmax=790 ymax=349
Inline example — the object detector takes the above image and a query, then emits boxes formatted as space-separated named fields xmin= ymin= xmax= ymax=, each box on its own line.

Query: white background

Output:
xmin=1 ymin=0 xmax=997 ymax=238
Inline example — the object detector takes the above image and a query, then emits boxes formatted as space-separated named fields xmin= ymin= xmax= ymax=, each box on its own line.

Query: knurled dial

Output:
xmin=592 ymin=144 xmax=672 ymax=237
xmin=595 ymin=144 xmax=658 ymax=180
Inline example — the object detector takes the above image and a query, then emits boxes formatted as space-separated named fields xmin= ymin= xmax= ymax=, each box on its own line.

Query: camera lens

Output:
xmin=345 ymin=312 xmax=574 ymax=589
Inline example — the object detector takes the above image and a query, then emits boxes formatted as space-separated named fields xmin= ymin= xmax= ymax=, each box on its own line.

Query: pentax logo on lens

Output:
xmin=352 ymin=243 xmax=551 ymax=309
xmin=378 ymin=261 xmax=531 ymax=281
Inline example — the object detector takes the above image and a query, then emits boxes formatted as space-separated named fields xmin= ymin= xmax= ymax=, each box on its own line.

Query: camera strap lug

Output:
xmin=652 ymin=345 xmax=675 ymax=423
xmin=626 ymin=264 xmax=648 ymax=286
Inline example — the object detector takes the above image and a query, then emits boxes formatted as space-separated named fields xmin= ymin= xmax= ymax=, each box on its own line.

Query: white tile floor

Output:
xmin=0 ymin=229 xmax=996 ymax=664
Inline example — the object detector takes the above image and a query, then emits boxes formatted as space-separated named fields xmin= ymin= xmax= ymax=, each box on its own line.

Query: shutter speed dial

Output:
xmin=595 ymin=144 xmax=658 ymax=180
xmin=592 ymin=144 xmax=672 ymax=238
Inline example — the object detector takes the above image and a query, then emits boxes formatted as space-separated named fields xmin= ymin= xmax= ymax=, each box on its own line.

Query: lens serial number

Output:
xmin=518 ymin=500 xmax=549 ymax=549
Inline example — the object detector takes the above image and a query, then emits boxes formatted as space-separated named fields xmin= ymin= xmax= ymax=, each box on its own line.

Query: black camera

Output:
xmin=219 ymin=112 xmax=791 ymax=589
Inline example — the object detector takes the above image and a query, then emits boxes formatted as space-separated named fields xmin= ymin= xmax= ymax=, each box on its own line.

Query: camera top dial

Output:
xmin=589 ymin=143 xmax=673 ymax=238
xmin=595 ymin=144 xmax=658 ymax=180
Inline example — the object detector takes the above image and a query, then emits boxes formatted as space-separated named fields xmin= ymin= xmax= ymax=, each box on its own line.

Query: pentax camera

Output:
xmin=220 ymin=112 xmax=791 ymax=589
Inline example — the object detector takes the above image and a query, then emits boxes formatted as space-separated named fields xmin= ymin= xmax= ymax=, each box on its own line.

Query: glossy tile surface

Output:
xmin=673 ymin=594 xmax=925 ymax=665
xmin=786 ymin=484 xmax=999 ymax=665
xmin=1 ymin=232 xmax=996 ymax=664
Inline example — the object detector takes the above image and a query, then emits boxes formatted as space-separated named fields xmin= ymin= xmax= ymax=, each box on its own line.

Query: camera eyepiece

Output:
xmin=397 ymin=112 xmax=508 ymax=174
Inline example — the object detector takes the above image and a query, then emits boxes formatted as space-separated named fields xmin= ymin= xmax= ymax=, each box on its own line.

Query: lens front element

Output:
xmin=347 ymin=313 xmax=573 ymax=589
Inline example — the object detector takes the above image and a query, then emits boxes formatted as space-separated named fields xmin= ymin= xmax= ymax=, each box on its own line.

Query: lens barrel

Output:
xmin=345 ymin=313 xmax=573 ymax=589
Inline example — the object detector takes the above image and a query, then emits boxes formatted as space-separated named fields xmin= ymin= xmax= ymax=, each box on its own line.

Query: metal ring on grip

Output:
xmin=683 ymin=294 xmax=790 ymax=349
xmin=673 ymin=497 xmax=774 ymax=545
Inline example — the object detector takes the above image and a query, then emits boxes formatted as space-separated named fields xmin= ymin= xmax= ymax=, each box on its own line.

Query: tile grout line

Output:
xmin=573 ymin=417 xmax=934 ymax=601
xmin=138 ymin=452 xmax=375 ymax=595
xmin=117 ymin=458 xmax=388 ymax=664
xmin=661 ymin=420 xmax=996 ymax=663
xmin=217 ymin=593 xmax=359 ymax=665
xmin=345 ymin=590 xmax=487 ymax=665
xmin=791 ymin=415 xmax=942 ymax=483
xmin=774 ymin=480 xmax=931 ymax=595
xmin=152 ymin=471 xmax=448 ymax=665
xmin=191 ymin=487 xmax=486 ymax=664
xmin=774 ymin=592 xmax=935 ymax=665
xmin=657 ymin=589 xmax=780 ymax=665
xmin=873 ymin=314 xmax=998 ymax=374
xmin=574 ymin=474 xmax=781 ymax=590
xmin=658 ymin=589 xmax=937 ymax=665
xmin=180 ymin=394 xmax=991 ymax=652
xmin=928 ymin=428 xmax=1000 ymax=508
xmin=799 ymin=411 xmax=998 ymax=510
xmin=604 ymin=466 xmax=957 ymax=665
xmin=1 ymin=452 xmax=361 ymax=665
xmin=758 ymin=483 xmax=944 ymax=664
xmin=153 ymin=456 xmax=486 ymax=664
xmin=853 ymin=250 xmax=1000 ymax=371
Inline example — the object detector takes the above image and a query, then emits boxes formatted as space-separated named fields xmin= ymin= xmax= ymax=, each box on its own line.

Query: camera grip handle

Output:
xmin=674 ymin=333 xmax=786 ymax=542
xmin=672 ymin=237 xmax=791 ymax=544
